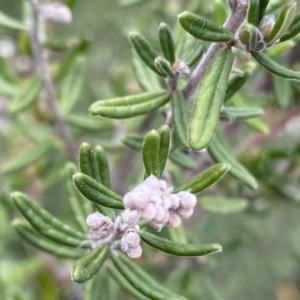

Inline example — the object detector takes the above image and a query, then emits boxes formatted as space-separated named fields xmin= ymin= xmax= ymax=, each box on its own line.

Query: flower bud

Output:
xmin=167 ymin=213 xmax=181 ymax=228
xmin=86 ymin=212 xmax=110 ymax=230
xmin=122 ymin=209 xmax=140 ymax=225
xmin=178 ymin=191 xmax=197 ymax=209
xmin=39 ymin=2 xmax=72 ymax=24
xmin=127 ymin=245 xmax=143 ymax=259
xmin=141 ymin=203 xmax=156 ymax=220
xmin=177 ymin=208 xmax=194 ymax=218
xmin=122 ymin=230 xmax=140 ymax=247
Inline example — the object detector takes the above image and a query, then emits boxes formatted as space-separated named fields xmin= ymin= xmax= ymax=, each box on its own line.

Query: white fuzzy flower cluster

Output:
xmin=39 ymin=2 xmax=72 ymax=24
xmin=123 ymin=175 xmax=197 ymax=230
xmin=86 ymin=212 xmax=141 ymax=259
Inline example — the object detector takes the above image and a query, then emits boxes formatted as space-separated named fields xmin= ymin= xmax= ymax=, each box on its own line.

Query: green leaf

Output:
xmin=72 ymin=245 xmax=109 ymax=283
xmin=66 ymin=114 xmax=115 ymax=131
xmin=207 ymin=132 xmax=258 ymax=190
xmin=122 ymin=133 xmax=144 ymax=151
xmin=172 ymin=90 xmax=190 ymax=148
xmin=154 ymin=56 xmax=175 ymax=78
xmin=59 ymin=55 xmax=87 ymax=113
xmin=225 ymin=70 xmax=251 ymax=102
xmin=199 ymin=196 xmax=248 ymax=213
xmin=159 ymin=23 xmax=176 ymax=63
xmin=108 ymin=264 xmax=150 ymax=300
xmin=272 ymin=74 xmax=292 ymax=109
xmin=142 ymin=130 xmax=161 ymax=177
xmin=64 ymin=163 xmax=93 ymax=233
xmin=189 ymin=48 xmax=234 ymax=150
xmin=178 ymin=12 xmax=233 ymax=42
xmin=264 ymin=3 xmax=296 ymax=44
xmin=64 ymin=0 xmax=79 ymax=9
xmin=0 ymin=141 xmax=52 ymax=174
xmin=169 ymin=150 xmax=196 ymax=170
xmin=131 ymin=47 xmax=162 ymax=92
xmin=220 ymin=106 xmax=264 ymax=121
xmin=244 ymin=117 xmax=269 ymax=134
xmin=12 ymin=192 xmax=87 ymax=247
xmin=129 ymin=32 xmax=164 ymax=76
xmin=9 ymin=76 xmax=42 ymax=114
xmin=280 ymin=12 xmax=300 ymax=42
xmin=0 ymin=55 xmax=20 ymax=84
xmin=94 ymin=146 xmax=111 ymax=188
xmin=251 ymin=51 xmax=300 ymax=81
xmin=73 ymin=173 xmax=124 ymax=209
xmin=157 ymin=125 xmax=171 ymax=177
xmin=140 ymin=231 xmax=222 ymax=257
xmin=174 ymin=163 xmax=230 ymax=194
xmin=111 ymin=252 xmax=188 ymax=300
xmin=248 ymin=0 xmax=270 ymax=26
xmin=0 ymin=11 xmax=27 ymax=30
xmin=54 ymin=38 xmax=90 ymax=81
xmin=89 ymin=91 xmax=170 ymax=119
xmin=13 ymin=219 xmax=84 ymax=259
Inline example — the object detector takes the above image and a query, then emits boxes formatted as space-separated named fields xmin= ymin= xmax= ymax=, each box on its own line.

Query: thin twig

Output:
xmin=29 ymin=0 xmax=77 ymax=162
xmin=182 ymin=0 xmax=249 ymax=101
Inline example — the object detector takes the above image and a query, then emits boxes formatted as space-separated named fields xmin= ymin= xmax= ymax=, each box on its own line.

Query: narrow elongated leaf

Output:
xmin=225 ymin=71 xmax=251 ymax=102
xmin=189 ymin=48 xmax=234 ymax=150
xmin=169 ymin=150 xmax=196 ymax=170
xmin=280 ymin=12 xmax=300 ymax=42
xmin=186 ymin=45 xmax=204 ymax=68
xmin=174 ymin=163 xmax=229 ymax=194
xmin=157 ymin=125 xmax=170 ymax=177
xmin=251 ymin=51 xmax=300 ymax=80
xmin=13 ymin=220 xmax=84 ymax=259
xmin=142 ymin=130 xmax=160 ymax=177
xmin=0 ymin=11 xmax=26 ymax=30
xmin=172 ymin=90 xmax=190 ymax=148
xmin=89 ymin=91 xmax=170 ymax=119
xmin=112 ymin=253 xmax=188 ymax=300
xmin=72 ymin=245 xmax=109 ymax=283
xmin=200 ymin=196 xmax=248 ymax=213
xmin=272 ymin=74 xmax=292 ymax=109
xmin=0 ymin=141 xmax=52 ymax=174
xmin=0 ymin=56 xmax=20 ymax=84
xmin=12 ymin=192 xmax=87 ymax=247
xmin=64 ymin=163 xmax=93 ymax=233
xmin=80 ymin=143 xmax=102 ymax=183
xmin=248 ymin=0 xmax=269 ymax=26
xmin=94 ymin=146 xmax=111 ymax=188
xmin=73 ymin=173 xmax=124 ymax=209
xmin=55 ymin=39 xmax=90 ymax=81
xmin=129 ymin=32 xmax=164 ymax=76
xmin=9 ymin=76 xmax=42 ymax=114
xmin=208 ymin=133 xmax=258 ymax=189
xmin=60 ymin=55 xmax=86 ymax=113
xmin=140 ymin=232 xmax=222 ymax=257
xmin=220 ymin=106 xmax=264 ymax=120
xmin=264 ymin=3 xmax=296 ymax=44
xmin=131 ymin=48 xmax=162 ymax=92
xmin=107 ymin=265 xmax=150 ymax=300
xmin=178 ymin=12 xmax=233 ymax=42
xmin=159 ymin=23 xmax=176 ymax=63
xmin=122 ymin=134 xmax=143 ymax=150
xmin=66 ymin=114 xmax=115 ymax=131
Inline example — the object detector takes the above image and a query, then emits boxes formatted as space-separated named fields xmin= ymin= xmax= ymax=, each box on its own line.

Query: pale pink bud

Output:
xmin=153 ymin=204 xmax=168 ymax=223
xmin=167 ymin=213 xmax=181 ymax=228
xmin=161 ymin=195 xmax=172 ymax=210
xmin=122 ymin=230 xmax=140 ymax=247
xmin=177 ymin=208 xmax=194 ymax=218
xmin=141 ymin=203 xmax=156 ymax=220
xmin=39 ymin=3 xmax=72 ymax=24
xmin=123 ymin=191 xmax=149 ymax=209
xmin=178 ymin=191 xmax=197 ymax=209
xmin=169 ymin=194 xmax=180 ymax=210
xmin=122 ymin=209 xmax=140 ymax=225
xmin=144 ymin=175 xmax=167 ymax=192
xmin=89 ymin=228 xmax=110 ymax=241
xmin=86 ymin=212 xmax=112 ymax=230
xmin=127 ymin=245 xmax=142 ymax=259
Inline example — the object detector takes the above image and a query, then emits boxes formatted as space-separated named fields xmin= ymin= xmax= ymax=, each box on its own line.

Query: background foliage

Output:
xmin=1 ymin=0 xmax=300 ymax=299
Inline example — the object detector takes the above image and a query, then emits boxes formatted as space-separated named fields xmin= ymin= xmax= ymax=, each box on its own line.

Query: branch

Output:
xmin=182 ymin=0 xmax=249 ymax=101
xmin=29 ymin=0 xmax=77 ymax=162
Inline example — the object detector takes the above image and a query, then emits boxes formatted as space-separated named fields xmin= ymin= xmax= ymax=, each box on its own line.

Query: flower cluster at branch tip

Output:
xmin=38 ymin=2 xmax=72 ymax=24
xmin=86 ymin=175 xmax=196 ymax=258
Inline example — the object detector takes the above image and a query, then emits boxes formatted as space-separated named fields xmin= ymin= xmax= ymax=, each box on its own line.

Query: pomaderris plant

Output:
xmin=2 ymin=0 xmax=300 ymax=298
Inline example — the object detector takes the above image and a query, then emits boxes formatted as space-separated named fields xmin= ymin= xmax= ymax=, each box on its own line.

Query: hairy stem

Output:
xmin=29 ymin=0 xmax=77 ymax=162
xmin=182 ymin=0 xmax=249 ymax=101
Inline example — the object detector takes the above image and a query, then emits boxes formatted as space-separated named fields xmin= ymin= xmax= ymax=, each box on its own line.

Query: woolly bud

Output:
xmin=122 ymin=229 xmax=140 ymax=248
xmin=143 ymin=175 xmax=168 ymax=192
xmin=39 ymin=2 xmax=72 ymax=24
xmin=89 ymin=228 xmax=110 ymax=241
xmin=127 ymin=245 xmax=143 ymax=259
xmin=161 ymin=194 xmax=172 ymax=210
xmin=178 ymin=191 xmax=197 ymax=209
xmin=123 ymin=191 xmax=149 ymax=209
xmin=153 ymin=204 xmax=168 ymax=223
xmin=122 ymin=209 xmax=140 ymax=225
xmin=167 ymin=213 xmax=181 ymax=228
xmin=169 ymin=194 xmax=180 ymax=210
xmin=141 ymin=203 xmax=156 ymax=220
xmin=177 ymin=208 xmax=194 ymax=218
xmin=86 ymin=212 xmax=112 ymax=230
